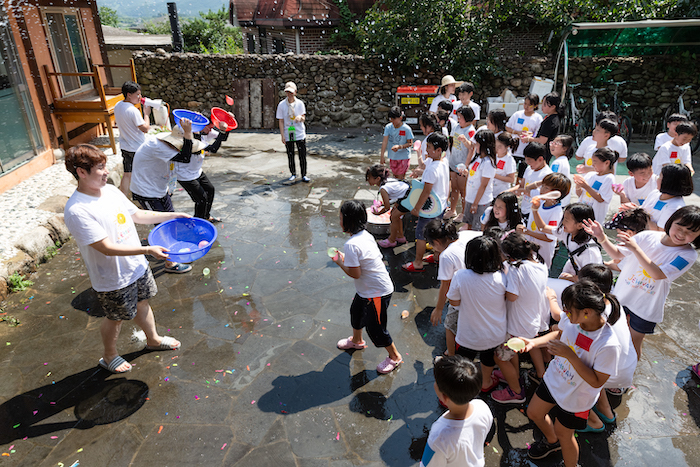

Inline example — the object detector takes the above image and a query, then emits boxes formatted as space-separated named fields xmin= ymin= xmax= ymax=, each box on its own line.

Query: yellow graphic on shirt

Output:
xmin=674 ymin=158 xmax=681 ymax=164
xmin=531 ymin=221 xmax=537 ymax=231
xmin=585 ymin=190 xmax=592 ymax=198
xmin=117 ymin=213 xmax=126 ymax=224
xmin=469 ymin=169 xmax=476 ymax=176
xmin=586 ymin=158 xmax=593 ymax=166
xmin=522 ymin=126 xmax=529 ymax=132
xmin=642 ymin=269 xmax=652 ymax=278
xmin=169 ymin=162 xmax=174 ymax=170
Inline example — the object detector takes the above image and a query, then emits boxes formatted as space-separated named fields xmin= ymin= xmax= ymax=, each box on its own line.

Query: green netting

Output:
xmin=567 ymin=24 xmax=700 ymax=57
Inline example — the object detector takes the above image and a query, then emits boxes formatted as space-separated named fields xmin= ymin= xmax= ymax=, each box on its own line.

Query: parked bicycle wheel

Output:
xmin=619 ymin=116 xmax=632 ymax=144
xmin=692 ymin=119 xmax=700 ymax=154
xmin=575 ymin=113 xmax=590 ymax=148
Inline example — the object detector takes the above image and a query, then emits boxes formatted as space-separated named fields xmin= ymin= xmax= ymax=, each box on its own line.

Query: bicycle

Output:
xmin=607 ymin=80 xmax=633 ymax=144
xmin=562 ymin=83 xmax=587 ymax=148
xmin=663 ymin=85 xmax=700 ymax=154
xmin=576 ymin=86 xmax=605 ymax=146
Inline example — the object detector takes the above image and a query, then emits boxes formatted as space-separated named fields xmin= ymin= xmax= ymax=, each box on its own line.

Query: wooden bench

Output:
xmin=44 ymin=61 xmax=138 ymax=154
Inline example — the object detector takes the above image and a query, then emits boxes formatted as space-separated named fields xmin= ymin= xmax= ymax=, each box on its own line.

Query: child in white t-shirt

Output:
xmin=421 ymin=356 xmax=493 ymax=467
xmin=654 ymin=113 xmax=688 ymax=151
xmin=637 ymin=164 xmax=693 ymax=231
xmin=446 ymin=106 xmax=477 ymax=220
xmin=490 ymin=232 xmax=550 ymax=404
xmin=454 ymin=82 xmax=481 ymax=124
xmin=333 ymin=200 xmax=403 ymax=374
xmin=461 ymin=130 xmax=497 ymax=230
xmin=651 ymin=121 xmax=697 ymax=176
xmin=481 ymin=191 xmax=523 ymax=232
xmin=425 ymin=220 xmax=482 ymax=356
xmin=583 ymin=206 xmax=700 ymax=360
xmin=522 ymin=281 xmax=621 ymax=465
xmin=614 ymin=152 xmax=656 ymax=206
xmin=574 ymin=147 xmax=617 ymax=223
xmin=549 ymin=134 xmax=574 ymax=206
xmin=506 ymin=93 xmax=543 ymax=161
xmin=522 ymin=173 xmax=570 ymax=268
xmin=575 ymin=118 xmax=620 ymax=175
xmin=365 ymin=164 xmax=411 ymax=248
xmin=492 ymin=132 xmax=518 ymax=196
xmin=506 ymin=142 xmax=552 ymax=219
xmin=447 ymin=236 xmax=508 ymax=392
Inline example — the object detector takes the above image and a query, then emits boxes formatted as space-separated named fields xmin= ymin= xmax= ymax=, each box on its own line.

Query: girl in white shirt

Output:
xmin=446 ymin=106 xmax=477 ymax=220
xmin=481 ymin=191 xmax=523 ymax=232
xmin=365 ymin=164 xmax=411 ymax=248
xmin=574 ymin=147 xmax=617 ymax=223
xmin=492 ymin=132 xmax=518 ymax=196
xmin=461 ymin=130 xmax=497 ymax=230
xmin=333 ymin=200 xmax=403 ymax=374
xmin=522 ymin=281 xmax=621 ymax=466
xmin=549 ymin=135 xmax=574 ymax=206
xmin=638 ymin=164 xmax=693 ymax=231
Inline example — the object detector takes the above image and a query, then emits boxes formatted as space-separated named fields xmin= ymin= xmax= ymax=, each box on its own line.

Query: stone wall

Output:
xmin=133 ymin=51 xmax=699 ymax=128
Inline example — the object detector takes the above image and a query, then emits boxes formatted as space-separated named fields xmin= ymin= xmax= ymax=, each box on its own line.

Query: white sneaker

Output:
xmin=302 ymin=176 xmax=311 ymax=183
xmin=288 ymin=175 xmax=296 ymax=182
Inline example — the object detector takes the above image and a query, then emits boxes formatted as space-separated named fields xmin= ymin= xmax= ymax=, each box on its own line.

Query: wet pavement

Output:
xmin=1 ymin=129 xmax=700 ymax=466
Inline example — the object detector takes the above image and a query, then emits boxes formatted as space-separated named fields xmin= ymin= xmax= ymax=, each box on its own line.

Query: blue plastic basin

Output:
xmin=172 ymin=109 xmax=210 ymax=132
xmin=148 ymin=218 xmax=217 ymax=263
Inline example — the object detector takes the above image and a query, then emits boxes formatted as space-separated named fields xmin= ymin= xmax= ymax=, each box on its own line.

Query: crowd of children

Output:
xmin=352 ymin=79 xmax=700 ymax=467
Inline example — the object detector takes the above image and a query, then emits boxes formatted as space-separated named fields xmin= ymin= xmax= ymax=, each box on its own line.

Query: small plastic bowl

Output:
xmin=148 ymin=218 xmax=217 ymax=263
xmin=210 ymin=107 xmax=238 ymax=130
xmin=172 ymin=109 xmax=210 ymax=132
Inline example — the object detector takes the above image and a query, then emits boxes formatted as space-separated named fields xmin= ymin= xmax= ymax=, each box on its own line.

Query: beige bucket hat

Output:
xmin=157 ymin=125 xmax=206 ymax=152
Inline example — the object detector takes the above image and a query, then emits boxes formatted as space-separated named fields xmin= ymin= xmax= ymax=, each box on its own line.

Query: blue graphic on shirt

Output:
xmin=421 ymin=443 xmax=436 ymax=466
xmin=638 ymin=198 xmax=645 ymax=205
xmin=517 ymin=118 xmax=525 ymax=125
xmin=552 ymin=164 xmax=559 ymax=172
xmin=654 ymin=200 xmax=667 ymax=211
xmin=592 ymin=180 xmax=602 ymax=190
xmin=670 ymin=255 xmax=690 ymax=271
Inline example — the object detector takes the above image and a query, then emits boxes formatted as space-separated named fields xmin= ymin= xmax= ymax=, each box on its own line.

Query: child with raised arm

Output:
xmin=549 ymin=134 xmax=574 ymax=205
xmin=573 ymin=147 xmax=617 ymax=223
xmin=421 ymin=356 xmax=493 ymax=467
xmin=652 ymin=121 xmax=697 ymax=176
xmin=333 ymin=200 xmax=403 ymax=374
xmin=64 ymin=145 xmax=187 ymax=374
xmin=583 ymin=206 xmax=700 ymax=360
xmin=614 ymin=152 xmax=656 ymax=206
xmin=380 ymin=106 xmax=414 ymax=180
xmin=523 ymin=281 xmax=621 ymax=467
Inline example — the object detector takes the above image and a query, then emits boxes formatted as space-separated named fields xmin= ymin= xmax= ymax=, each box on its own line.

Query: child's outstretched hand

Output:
xmin=218 ymin=121 xmax=228 ymax=132
xmin=430 ymin=307 xmax=442 ymax=326
xmin=573 ymin=174 xmax=586 ymax=186
xmin=582 ymin=218 xmax=604 ymax=240
xmin=547 ymin=338 xmax=575 ymax=359
xmin=612 ymin=183 xmax=624 ymax=195
xmin=616 ymin=230 xmax=638 ymax=249
xmin=518 ymin=337 xmax=536 ymax=353
xmin=332 ymin=251 xmax=345 ymax=265
xmin=618 ymin=202 xmax=637 ymax=211
xmin=147 ymin=245 xmax=170 ymax=261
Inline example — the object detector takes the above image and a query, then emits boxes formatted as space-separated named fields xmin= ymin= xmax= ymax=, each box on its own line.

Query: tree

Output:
xmin=99 ymin=6 xmax=119 ymax=28
xmin=182 ymin=7 xmax=244 ymax=54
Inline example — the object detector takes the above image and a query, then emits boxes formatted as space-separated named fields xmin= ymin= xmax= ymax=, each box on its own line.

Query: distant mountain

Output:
xmin=98 ymin=0 xmax=229 ymax=20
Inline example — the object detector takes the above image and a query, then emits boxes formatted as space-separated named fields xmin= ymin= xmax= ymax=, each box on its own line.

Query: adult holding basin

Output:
xmin=277 ymin=81 xmax=310 ymax=183
xmin=63 ymin=144 xmax=188 ymax=373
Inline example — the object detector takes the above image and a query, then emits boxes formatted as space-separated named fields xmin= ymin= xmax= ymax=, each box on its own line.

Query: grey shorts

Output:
xmin=444 ymin=304 xmax=458 ymax=334
xmin=96 ymin=268 xmax=158 ymax=321
xmin=462 ymin=202 xmax=489 ymax=229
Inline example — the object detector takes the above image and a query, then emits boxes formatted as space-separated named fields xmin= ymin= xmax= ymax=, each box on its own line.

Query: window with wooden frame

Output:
xmin=42 ymin=8 xmax=92 ymax=95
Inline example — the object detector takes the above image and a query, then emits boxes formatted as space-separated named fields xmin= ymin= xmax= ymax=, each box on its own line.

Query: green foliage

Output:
xmin=142 ymin=20 xmax=172 ymax=35
xmin=328 ymin=0 xmax=360 ymax=52
xmin=7 ymin=272 xmax=33 ymax=293
xmin=182 ymin=7 xmax=243 ymax=54
xmin=99 ymin=6 xmax=119 ymax=28
xmin=45 ymin=240 xmax=62 ymax=260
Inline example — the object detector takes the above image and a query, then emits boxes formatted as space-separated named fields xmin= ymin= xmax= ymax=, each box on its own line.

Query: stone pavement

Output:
xmin=0 ymin=129 xmax=699 ymax=466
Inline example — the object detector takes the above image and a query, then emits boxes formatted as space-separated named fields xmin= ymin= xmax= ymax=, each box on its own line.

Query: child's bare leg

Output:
xmin=385 ymin=342 xmax=401 ymax=361
xmin=100 ymin=318 xmax=131 ymax=372
xmin=495 ymin=356 xmax=522 ymax=393
xmin=457 ymin=176 xmax=467 ymax=216
xmin=595 ymin=389 xmax=615 ymax=420
xmin=352 ymin=328 xmax=364 ymax=345
xmin=414 ymin=239 xmax=426 ymax=269
xmin=389 ymin=208 xmax=402 ymax=242
xmin=397 ymin=213 xmax=405 ymax=239
xmin=481 ymin=363 xmax=495 ymax=390
xmin=530 ymin=348 xmax=546 ymax=378
xmin=446 ymin=173 xmax=459 ymax=216
xmin=554 ymin=420 xmax=578 ymax=467
xmin=527 ymin=396 xmax=558 ymax=443
xmin=587 ymin=409 xmax=604 ymax=430
xmin=445 ymin=329 xmax=456 ymax=356
xmin=630 ymin=328 xmax=645 ymax=360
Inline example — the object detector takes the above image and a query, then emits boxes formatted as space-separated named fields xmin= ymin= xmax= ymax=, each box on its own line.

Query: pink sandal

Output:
xmin=377 ymin=356 xmax=403 ymax=374
xmin=337 ymin=337 xmax=367 ymax=350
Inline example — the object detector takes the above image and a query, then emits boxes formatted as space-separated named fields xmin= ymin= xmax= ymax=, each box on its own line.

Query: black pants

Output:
xmin=179 ymin=172 xmax=215 ymax=220
xmin=285 ymin=139 xmax=307 ymax=176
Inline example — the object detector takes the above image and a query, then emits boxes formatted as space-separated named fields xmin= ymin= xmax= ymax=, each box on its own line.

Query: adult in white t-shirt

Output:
xmin=63 ymin=145 xmax=187 ymax=373
xmin=113 ymin=81 xmax=151 ymax=196
xmin=276 ymin=81 xmax=309 ymax=182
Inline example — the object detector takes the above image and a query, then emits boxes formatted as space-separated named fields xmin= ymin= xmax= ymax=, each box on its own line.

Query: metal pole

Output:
xmin=167 ymin=2 xmax=184 ymax=53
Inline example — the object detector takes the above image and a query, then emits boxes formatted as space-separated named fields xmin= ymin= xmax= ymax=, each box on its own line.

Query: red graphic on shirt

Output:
xmin=575 ymin=333 xmax=593 ymax=351
xmin=399 ymin=130 xmax=406 ymax=136
xmin=497 ymin=160 xmax=506 ymax=170
xmin=670 ymin=151 xmax=678 ymax=159
xmin=548 ymin=220 xmax=558 ymax=226
xmin=471 ymin=161 xmax=480 ymax=171
xmin=468 ymin=130 xmax=476 ymax=138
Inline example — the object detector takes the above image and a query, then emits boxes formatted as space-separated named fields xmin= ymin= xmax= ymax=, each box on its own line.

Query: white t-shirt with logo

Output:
xmin=579 ymin=172 xmax=614 ymax=223
xmin=613 ymin=230 xmax=697 ymax=323
xmin=507 ymin=110 xmax=543 ymax=156
xmin=526 ymin=203 xmax=562 ymax=268
xmin=343 ymin=230 xmax=394 ymax=298
xmin=641 ymin=190 xmax=686 ymax=229
xmin=604 ymin=303 xmax=637 ymax=389
xmin=114 ymin=101 xmax=146 ymax=152
xmin=621 ymin=174 xmax=658 ymax=206
xmin=380 ymin=179 xmax=410 ymax=204
xmin=652 ymin=140 xmax=692 ymax=175
xmin=437 ymin=230 xmax=482 ymax=281
xmin=64 ymin=185 xmax=148 ymax=292
xmin=505 ymin=260 xmax=549 ymax=337
xmin=550 ymin=155 xmax=572 ymax=206
xmin=422 ymin=157 xmax=450 ymax=212
xmin=543 ymin=315 xmax=620 ymax=413
xmin=465 ymin=157 xmax=496 ymax=205
xmin=276 ymin=98 xmax=307 ymax=142
xmin=419 ymin=400 xmax=492 ymax=467
xmin=577 ymin=137 xmax=625 ymax=173
xmin=131 ymin=138 xmax=179 ymax=198
xmin=521 ymin=165 xmax=552 ymax=215
xmin=449 ymin=125 xmax=476 ymax=170
xmin=492 ymin=152 xmax=517 ymax=196
xmin=554 ymin=229 xmax=603 ymax=277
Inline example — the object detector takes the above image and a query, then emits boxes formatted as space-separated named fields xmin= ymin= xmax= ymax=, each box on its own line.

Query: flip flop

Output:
xmin=423 ymin=254 xmax=437 ymax=264
xmin=401 ymin=262 xmax=425 ymax=273
xmin=99 ymin=356 xmax=132 ymax=374
xmin=145 ymin=336 xmax=181 ymax=351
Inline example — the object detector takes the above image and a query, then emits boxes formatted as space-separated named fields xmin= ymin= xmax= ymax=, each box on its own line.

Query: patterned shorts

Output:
xmin=96 ymin=268 xmax=158 ymax=321
xmin=444 ymin=304 xmax=458 ymax=334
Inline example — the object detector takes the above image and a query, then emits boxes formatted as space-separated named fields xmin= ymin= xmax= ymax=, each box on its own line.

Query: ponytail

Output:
xmin=561 ymin=280 xmax=620 ymax=325
xmin=365 ymin=164 xmax=390 ymax=185
xmin=501 ymin=231 xmax=544 ymax=267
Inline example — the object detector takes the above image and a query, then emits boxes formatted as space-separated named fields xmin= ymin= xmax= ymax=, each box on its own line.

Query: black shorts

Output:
xmin=132 ymin=192 xmax=174 ymax=213
xmin=455 ymin=344 xmax=497 ymax=367
xmin=535 ymin=380 xmax=589 ymax=430
xmin=624 ymin=306 xmax=656 ymax=334
xmin=96 ymin=268 xmax=158 ymax=321
xmin=350 ymin=293 xmax=393 ymax=348
xmin=121 ymin=150 xmax=136 ymax=173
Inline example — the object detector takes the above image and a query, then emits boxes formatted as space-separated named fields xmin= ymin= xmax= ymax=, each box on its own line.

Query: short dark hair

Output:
xmin=427 ymin=132 xmax=449 ymax=152
xmin=488 ymin=109 xmax=507 ymax=132
xmin=365 ymin=164 xmax=390 ymax=184
xmin=562 ymin=280 xmax=621 ymax=325
xmin=388 ymin=106 xmax=404 ymax=120
xmin=523 ymin=142 xmax=546 ymax=161
xmin=592 ymin=147 xmax=619 ymax=170
xmin=606 ymin=208 xmax=650 ymax=234
xmin=340 ymin=200 xmax=367 ymax=235
xmin=501 ymin=231 xmax=543 ymax=265
xmin=598 ymin=119 xmax=619 ymax=137
xmin=64 ymin=144 xmax=108 ymax=180
xmin=458 ymin=82 xmax=475 ymax=95
xmin=465 ymin=236 xmax=504 ymax=273
xmin=541 ymin=173 xmax=571 ymax=202
xmin=675 ymin=121 xmax=698 ymax=137
xmin=578 ymin=264 xmax=613 ymax=293
xmin=626 ymin=152 xmax=652 ymax=171
xmin=667 ymin=113 xmax=689 ymax=124
xmin=664 ymin=205 xmax=700 ymax=249
xmin=596 ymin=110 xmax=618 ymax=125
xmin=419 ymin=113 xmax=439 ymax=132
xmin=659 ymin=164 xmax=693 ymax=197
xmin=121 ymin=80 xmax=140 ymax=98
xmin=555 ymin=134 xmax=575 ymax=159
xmin=437 ymin=100 xmax=454 ymax=113
xmin=456 ymin=105 xmax=475 ymax=123
xmin=524 ymin=93 xmax=540 ymax=108
xmin=424 ymin=218 xmax=459 ymax=244
xmin=496 ymin=132 xmax=519 ymax=153
xmin=433 ymin=355 xmax=482 ymax=405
